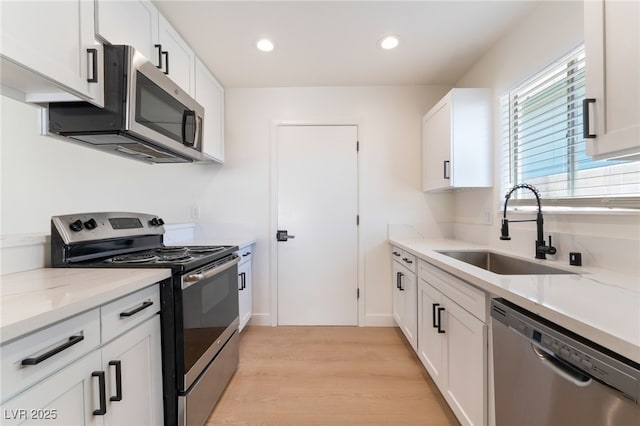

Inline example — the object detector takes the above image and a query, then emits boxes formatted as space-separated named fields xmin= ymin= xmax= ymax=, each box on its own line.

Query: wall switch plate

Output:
xmin=191 ymin=205 xmax=200 ymax=219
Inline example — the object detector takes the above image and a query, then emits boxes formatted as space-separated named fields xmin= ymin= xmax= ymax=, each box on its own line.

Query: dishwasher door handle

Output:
xmin=531 ymin=344 xmax=592 ymax=388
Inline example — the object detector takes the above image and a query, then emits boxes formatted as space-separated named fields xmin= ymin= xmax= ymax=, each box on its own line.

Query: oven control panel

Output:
xmin=52 ymin=212 xmax=165 ymax=244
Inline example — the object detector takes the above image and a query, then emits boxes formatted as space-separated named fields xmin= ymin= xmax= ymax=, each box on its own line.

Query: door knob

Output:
xmin=276 ymin=230 xmax=296 ymax=241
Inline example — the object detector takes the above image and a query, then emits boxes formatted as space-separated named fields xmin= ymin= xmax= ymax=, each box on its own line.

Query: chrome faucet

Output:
xmin=500 ymin=183 xmax=556 ymax=260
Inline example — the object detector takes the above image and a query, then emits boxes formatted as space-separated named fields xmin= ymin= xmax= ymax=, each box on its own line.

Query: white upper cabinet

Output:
xmin=422 ymin=88 xmax=492 ymax=192
xmin=158 ymin=15 xmax=195 ymax=95
xmin=0 ymin=0 xmax=104 ymax=106
xmin=195 ymin=57 xmax=225 ymax=163
xmin=95 ymin=0 xmax=195 ymax=95
xmin=584 ymin=0 xmax=640 ymax=160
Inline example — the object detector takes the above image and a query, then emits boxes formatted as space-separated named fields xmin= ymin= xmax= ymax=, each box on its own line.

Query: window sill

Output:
xmin=506 ymin=206 xmax=640 ymax=217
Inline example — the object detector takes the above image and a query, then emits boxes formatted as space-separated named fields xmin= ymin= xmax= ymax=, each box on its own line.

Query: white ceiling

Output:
xmin=154 ymin=1 xmax=540 ymax=88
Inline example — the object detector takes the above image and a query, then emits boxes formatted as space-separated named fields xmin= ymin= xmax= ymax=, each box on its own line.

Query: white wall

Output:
xmin=0 ymin=85 xmax=453 ymax=325
xmin=453 ymin=1 xmax=640 ymax=278
xmin=219 ymin=86 xmax=453 ymax=325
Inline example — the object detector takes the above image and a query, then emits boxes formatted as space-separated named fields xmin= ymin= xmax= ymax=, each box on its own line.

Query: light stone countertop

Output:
xmin=390 ymin=238 xmax=640 ymax=364
xmin=0 ymin=268 xmax=171 ymax=344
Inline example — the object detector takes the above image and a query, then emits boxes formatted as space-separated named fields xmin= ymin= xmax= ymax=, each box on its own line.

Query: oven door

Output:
xmin=177 ymin=255 xmax=240 ymax=391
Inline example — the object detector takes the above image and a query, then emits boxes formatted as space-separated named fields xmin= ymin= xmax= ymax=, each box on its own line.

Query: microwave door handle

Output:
xmin=181 ymin=110 xmax=196 ymax=146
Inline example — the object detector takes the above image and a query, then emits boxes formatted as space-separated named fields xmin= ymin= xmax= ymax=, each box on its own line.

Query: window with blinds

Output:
xmin=501 ymin=45 xmax=640 ymax=209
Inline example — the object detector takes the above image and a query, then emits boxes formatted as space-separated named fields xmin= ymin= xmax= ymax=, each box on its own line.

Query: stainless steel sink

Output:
xmin=437 ymin=250 xmax=576 ymax=275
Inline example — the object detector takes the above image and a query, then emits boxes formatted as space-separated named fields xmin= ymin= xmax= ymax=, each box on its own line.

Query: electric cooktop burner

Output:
xmin=103 ymin=246 xmax=232 ymax=266
xmin=108 ymin=253 xmax=160 ymax=264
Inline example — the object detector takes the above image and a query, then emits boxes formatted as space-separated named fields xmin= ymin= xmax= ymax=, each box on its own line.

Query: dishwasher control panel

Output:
xmin=491 ymin=299 xmax=640 ymax=404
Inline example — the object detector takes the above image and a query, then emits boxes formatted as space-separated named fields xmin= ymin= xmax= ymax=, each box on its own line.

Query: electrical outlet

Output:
xmin=191 ymin=205 xmax=200 ymax=219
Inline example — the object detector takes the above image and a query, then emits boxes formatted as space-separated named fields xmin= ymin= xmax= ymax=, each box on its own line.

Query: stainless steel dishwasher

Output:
xmin=491 ymin=298 xmax=640 ymax=426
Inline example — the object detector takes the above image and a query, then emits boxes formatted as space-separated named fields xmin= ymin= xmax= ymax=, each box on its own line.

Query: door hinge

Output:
xmin=356 ymin=214 xmax=360 ymax=226
xmin=357 ymin=288 xmax=360 ymax=299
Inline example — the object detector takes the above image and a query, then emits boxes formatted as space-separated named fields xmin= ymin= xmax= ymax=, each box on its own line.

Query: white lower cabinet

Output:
xmin=417 ymin=259 xmax=488 ymax=426
xmin=391 ymin=246 xmax=418 ymax=351
xmin=0 ymin=285 xmax=163 ymax=425
xmin=237 ymin=244 xmax=254 ymax=332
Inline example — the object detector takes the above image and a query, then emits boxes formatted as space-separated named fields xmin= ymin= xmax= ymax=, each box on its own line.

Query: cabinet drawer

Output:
xmin=418 ymin=260 xmax=486 ymax=321
xmin=101 ymin=284 xmax=160 ymax=344
xmin=1 ymin=309 xmax=100 ymax=402
xmin=238 ymin=245 xmax=253 ymax=266
xmin=391 ymin=245 xmax=417 ymax=273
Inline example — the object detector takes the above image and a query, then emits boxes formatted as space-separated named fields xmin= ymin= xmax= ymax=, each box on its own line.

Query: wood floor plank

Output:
xmin=206 ymin=326 xmax=459 ymax=426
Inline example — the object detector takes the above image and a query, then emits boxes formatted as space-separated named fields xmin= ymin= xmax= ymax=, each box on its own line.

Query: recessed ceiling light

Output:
xmin=256 ymin=38 xmax=274 ymax=52
xmin=379 ymin=35 xmax=399 ymax=50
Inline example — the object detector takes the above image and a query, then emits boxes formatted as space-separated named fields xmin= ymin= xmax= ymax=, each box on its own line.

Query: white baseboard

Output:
xmin=364 ymin=314 xmax=396 ymax=327
xmin=247 ymin=313 xmax=273 ymax=326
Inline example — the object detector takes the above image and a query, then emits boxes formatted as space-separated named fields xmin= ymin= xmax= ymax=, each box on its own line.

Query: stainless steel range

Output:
xmin=50 ymin=212 xmax=240 ymax=426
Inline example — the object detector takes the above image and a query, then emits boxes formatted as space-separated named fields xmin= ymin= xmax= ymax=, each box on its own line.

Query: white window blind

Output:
xmin=501 ymin=45 xmax=640 ymax=209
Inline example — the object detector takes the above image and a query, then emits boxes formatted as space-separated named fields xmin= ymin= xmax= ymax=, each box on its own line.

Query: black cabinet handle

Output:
xmin=402 ymin=257 xmax=413 ymax=264
xmin=154 ymin=44 xmax=163 ymax=69
xmin=21 ymin=334 xmax=84 ymax=366
xmin=162 ymin=51 xmax=169 ymax=75
xmin=392 ymin=251 xmax=401 ymax=257
xmin=109 ymin=360 xmax=123 ymax=402
xmin=239 ymin=272 xmax=246 ymax=290
xmin=396 ymin=272 xmax=401 ymax=289
xmin=443 ymin=160 xmax=450 ymax=179
xmin=92 ymin=371 xmax=107 ymax=415
xmin=242 ymin=252 xmax=251 ymax=256
xmin=437 ymin=307 xmax=446 ymax=334
xmin=87 ymin=48 xmax=98 ymax=83
xmin=583 ymin=98 xmax=596 ymax=139
xmin=432 ymin=303 xmax=440 ymax=328
xmin=119 ymin=300 xmax=153 ymax=318
xmin=398 ymin=272 xmax=404 ymax=291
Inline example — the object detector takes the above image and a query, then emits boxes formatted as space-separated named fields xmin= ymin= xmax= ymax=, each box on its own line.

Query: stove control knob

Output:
xmin=69 ymin=219 xmax=84 ymax=232
xmin=84 ymin=218 xmax=97 ymax=230
xmin=157 ymin=218 xmax=165 ymax=226
xmin=149 ymin=218 xmax=159 ymax=227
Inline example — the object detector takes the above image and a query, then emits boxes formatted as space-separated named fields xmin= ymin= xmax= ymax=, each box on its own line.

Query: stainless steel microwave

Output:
xmin=48 ymin=45 xmax=204 ymax=163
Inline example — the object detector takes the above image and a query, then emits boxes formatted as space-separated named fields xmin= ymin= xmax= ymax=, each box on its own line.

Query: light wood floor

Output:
xmin=205 ymin=326 xmax=459 ymax=426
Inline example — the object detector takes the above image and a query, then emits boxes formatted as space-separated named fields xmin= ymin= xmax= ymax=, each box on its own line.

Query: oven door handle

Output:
xmin=182 ymin=256 xmax=240 ymax=289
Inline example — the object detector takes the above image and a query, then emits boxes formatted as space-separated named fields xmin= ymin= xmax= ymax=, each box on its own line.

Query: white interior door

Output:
xmin=277 ymin=125 xmax=358 ymax=325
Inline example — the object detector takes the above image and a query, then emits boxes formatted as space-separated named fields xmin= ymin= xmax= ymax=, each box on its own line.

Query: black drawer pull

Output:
xmin=582 ymin=98 xmax=596 ymax=139
xmin=92 ymin=371 xmax=107 ymax=415
xmin=87 ymin=48 xmax=98 ymax=83
xmin=402 ymin=257 xmax=413 ymax=264
xmin=154 ymin=44 xmax=163 ymax=69
xmin=162 ymin=51 xmax=169 ymax=75
xmin=21 ymin=334 xmax=84 ymax=366
xmin=109 ymin=360 xmax=123 ymax=402
xmin=443 ymin=160 xmax=450 ymax=179
xmin=432 ymin=303 xmax=440 ymax=328
xmin=119 ymin=300 xmax=153 ymax=318
xmin=437 ymin=307 xmax=446 ymax=334
xmin=392 ymin=251 xmax=401 ymax=256
xmin=243 ymin=252 xmax=251 ymax=256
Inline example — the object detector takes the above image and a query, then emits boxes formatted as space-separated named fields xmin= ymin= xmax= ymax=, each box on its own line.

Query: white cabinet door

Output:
xmin=422 ymin=100 xmax=452 ymax=191
xmin=391 ymin=260 xmax=404 ymax=328
xmin=158 ymin=15 xmax=195 ymax=95
xmin=422 ymin=88 xmax=492 ymax=192
xmin=0 ymin=0 xmax=103 ymax=105
xmin=194 ymin=57 xmax=225 ymax=163
xmin=443 ymin=298 xmax=487 ymax=426
xmin=238 ymin=254 xmax=253 ymax=332
xmin=417 ymin=279 xmax=445 ymax=385
xmin=95 ymin=0 xmax=160 ymax=67
xmin=0 ymin=351 xmax=103 ymax=426
xmin=391 ymin=259 xmax=417 ymax=350
xmin=584 ymin=0 xmax=640 ymax=160
xmin=100 ymin=317 xmax=163 ymax=426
